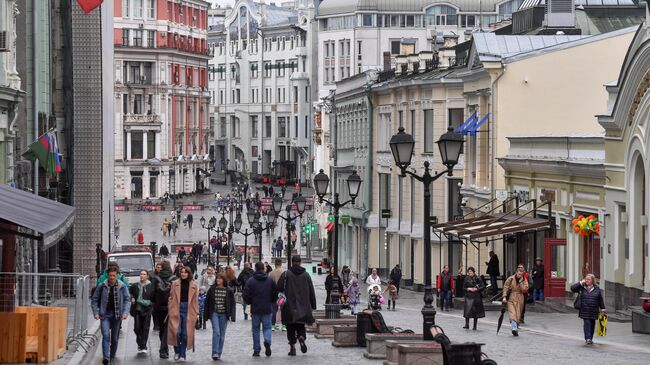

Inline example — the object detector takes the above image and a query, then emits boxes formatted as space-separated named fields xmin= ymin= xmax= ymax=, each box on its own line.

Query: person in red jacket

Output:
xmin=437 ymin=265 xmax=455 ymax=312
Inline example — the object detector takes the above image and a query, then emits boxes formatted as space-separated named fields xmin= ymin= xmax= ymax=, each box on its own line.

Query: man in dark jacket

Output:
xmin=437 ymin=265 xmax=454 ymax=312
xmin=485 ymin=251 xmax=500 ymax=295
xmin=152 ymin=261 xmax=176 ymax=359
xmin=275 ymin=237 xmax=284 ymax=258
xmin=390 ymin=264 xmax=402 ymax=294
xmin=532 ymin=257 xmax=545 ymax=302
xmin=278 ymin=255 xmax=316 ymax=356
xmin=237 ymin=262 xmax=255 ymax=320
xmin=243 ymin=262 xmax=277 ymax=357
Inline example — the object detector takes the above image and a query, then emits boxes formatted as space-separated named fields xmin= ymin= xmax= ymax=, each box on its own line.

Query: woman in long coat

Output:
xmin=462 ymin=267 xmax=485 ymax=330
xmin=167 ymin=266 xmax=199 ymax=361
xmin=502 ymin=268 xmax=529 ymax=336
xmin=161 ymin=218 xmax=169 ymax=236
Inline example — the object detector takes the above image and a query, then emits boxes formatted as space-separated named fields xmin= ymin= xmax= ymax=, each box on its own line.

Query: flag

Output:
xmin=22 ymin=132 xmax=63 ymax=177
xmin=76 ymin=0 xmax=103 ymax=14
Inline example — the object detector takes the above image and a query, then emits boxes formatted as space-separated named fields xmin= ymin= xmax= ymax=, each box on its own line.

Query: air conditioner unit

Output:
xmin=0 ymin=31 xmax=7 ymax=51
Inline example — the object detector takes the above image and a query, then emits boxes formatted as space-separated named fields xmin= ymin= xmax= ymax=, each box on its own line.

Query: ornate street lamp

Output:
xmin=273 ymin=194 xmax=306 ymax=266
xmin=389 ymin=126 xmax=464 ymax=341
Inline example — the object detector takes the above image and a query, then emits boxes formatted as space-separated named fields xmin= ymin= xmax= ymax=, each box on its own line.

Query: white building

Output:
xmin=208 ymin=0 xmax=317 ymax=182
xmin=315 ymin=0 xmax=522 ymax=96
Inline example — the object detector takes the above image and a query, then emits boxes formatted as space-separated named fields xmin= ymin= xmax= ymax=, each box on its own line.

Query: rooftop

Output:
xmin=317 ymin=0 xmax=504 ymax=17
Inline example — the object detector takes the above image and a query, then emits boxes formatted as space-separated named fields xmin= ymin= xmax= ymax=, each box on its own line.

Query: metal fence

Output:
xmin=0 ymin=272 xmax=97 ymax=352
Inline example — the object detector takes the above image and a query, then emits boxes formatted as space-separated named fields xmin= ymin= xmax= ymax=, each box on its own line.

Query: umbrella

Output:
xmin=496 ymin=289 xmax=510 ymax=334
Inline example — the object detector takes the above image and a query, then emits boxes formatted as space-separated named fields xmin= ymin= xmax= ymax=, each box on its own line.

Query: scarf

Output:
xmin=137 ymin=280 xmax=152 ymax=307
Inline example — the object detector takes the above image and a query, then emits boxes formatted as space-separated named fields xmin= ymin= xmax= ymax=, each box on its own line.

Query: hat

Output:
xmin=291 ymin=255 xmax=301 ymax=263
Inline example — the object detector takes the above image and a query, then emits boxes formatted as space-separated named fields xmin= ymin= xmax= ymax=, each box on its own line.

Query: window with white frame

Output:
xmin=134 ymin=0 xmax=143 ymax=18
xmin=423 ymin=109 xmax=434 ymax=153
xmin=123 ymin=0 xmax=130 ymax=18
xmin=147 ymin=0 xmax=155 ymax=18
xmin=378 ymin=112 xmax=392 ymax=151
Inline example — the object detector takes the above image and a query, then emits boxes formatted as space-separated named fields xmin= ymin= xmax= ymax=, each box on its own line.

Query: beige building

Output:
xmin=599 ymin=22 xmax=650 ymax=308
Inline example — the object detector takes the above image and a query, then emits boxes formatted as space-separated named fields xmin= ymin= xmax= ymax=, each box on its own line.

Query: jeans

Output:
xmin=440 ymin=290 xmax=452 ymax=310
xmin=100 ymin=313 xmax=122 ymax=359
xmin=133 ymin=310 xmax=152 ymax=350
xmin=583 ymin=318 xmax=596 ymax=340
xmin=158 ymin=310 xmax=169 ymax=356
xmin=534 ymin=288 xmax=544 ymax=301
xmin=174 ymin=302 xmax=188 ymax=358
xmin=251 ymin=313 xmax=273 ymax=352
xmin=511 ymin=320 xmax=518 ymax=332
xmin=242 ymin=303 xmax=248 ymax=318
xmin=490 ymin=275 xmax=498 ymax=294
xmin=211 ymin=312 xmax=228 ymax=356
xmin=286 ymin=323 xmax=306 ymax=345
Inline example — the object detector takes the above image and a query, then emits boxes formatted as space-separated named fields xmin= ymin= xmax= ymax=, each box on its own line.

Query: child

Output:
xmin=345 ymin=277 xmax=360 ymax=314
xmin=385 ymin=280 xmax=398 ymax=311
xmin=368 ymin=284 xmax=382 ymax=310
xmin=197 ymin=286 xmax=207 ymax=330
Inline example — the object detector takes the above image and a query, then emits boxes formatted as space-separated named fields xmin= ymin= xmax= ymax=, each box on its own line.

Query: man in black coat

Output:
xmin=237 ymin=262 xmax=255 ymax=320
xmin=532 ymin=257 xmax=545 ymax=302
xmin=278 ymin=255 xmax=317 ymax=356
xmin=243 ymin=262 xmax=277 ymax=357
xmin=390 ymin=264 xmax=402 ymax=294
xmin=485 ymin=251 xmax=500 ymax=295
xmin=152 ymin=261 xmax=176 ymax=359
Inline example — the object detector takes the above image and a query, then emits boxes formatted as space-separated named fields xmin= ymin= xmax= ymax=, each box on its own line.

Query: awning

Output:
xmin=468 ymin=113 xmax=490 ymax=135
xmin=432 ymin=212 xmax=550 ymax=240
xmin=0 ymin=183 xmax=75 ymax=249
xmin=455 ymin=112 xmax=478 ymax=135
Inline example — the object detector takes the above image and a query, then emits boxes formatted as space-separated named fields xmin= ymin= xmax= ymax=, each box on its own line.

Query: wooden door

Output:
xmin=544 ymin=238 xmax=567 ymax=297
xmin=582 ymin=235 xmax=601 ymax=279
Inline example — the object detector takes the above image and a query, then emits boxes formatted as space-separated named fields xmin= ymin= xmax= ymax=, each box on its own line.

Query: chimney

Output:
xmin=418 ymin=51 xmax=434 ymax=71
xmin=395 ymin=55 xmax=408 ymax=75
xmin=407 ymin=54 xmax=419 ymax=74
xmin=383 ymin=51 xmax=391 ymax=72
xmin=442 ymin=34 xmax=459 ymax=48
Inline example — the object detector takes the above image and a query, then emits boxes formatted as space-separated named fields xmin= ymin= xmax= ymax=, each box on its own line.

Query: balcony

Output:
xmin=123 ymin=114 xmax=161 ymax=125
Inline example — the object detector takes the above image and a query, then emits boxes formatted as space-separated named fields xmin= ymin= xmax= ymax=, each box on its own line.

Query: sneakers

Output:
xmin=272 ymin=324 xmax=277 ymax=331
xmin=174 ymin=353 xmax=181 ymax=361
xmin=160 ymin=352 xmax=169 ymax=359
xmin=586 ymin=339 xmax=593 ymax=345
xmin=212 ymin=355 xmax=220 ymax=360
xmin=252 ymin=351 xmax=260 ymax=357
xmin=512 ymin=330 xmax=519 ymax=337
xmin=102 ymin=359 xmax=109 ymax=365
xmin=264 ymin=342 xmax=272 ymax=357
xmin=288 ymin=346 xmax=296 ymax=356
xmin=298 ymin=337 xmax=307 ymax=353
xmin=281 ymin=325 xmax=287 ymax=331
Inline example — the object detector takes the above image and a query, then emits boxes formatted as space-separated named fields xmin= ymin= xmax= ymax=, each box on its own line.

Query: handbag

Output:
xmin=277 ymin=292 xmax=286 ymax=308
xmin=573 ymin=292 xmax=581 ymax=310
xmin=597 ymin=312 xmax=608 ymax=336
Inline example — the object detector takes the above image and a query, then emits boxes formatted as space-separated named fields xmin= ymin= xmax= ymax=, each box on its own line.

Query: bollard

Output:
xmin=312 ymin=266 xmax=317 ymax=273
xmin=318 ymin=267 xmax=322 ymax=275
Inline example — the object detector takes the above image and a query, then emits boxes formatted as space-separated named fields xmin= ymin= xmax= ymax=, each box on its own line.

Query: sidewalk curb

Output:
xmin=66 ymin=320 xmax=102 ymax=365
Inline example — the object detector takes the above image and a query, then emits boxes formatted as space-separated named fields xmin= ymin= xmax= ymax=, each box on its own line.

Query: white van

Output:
xmin=106 ymin=250 xmax=154 ymax=285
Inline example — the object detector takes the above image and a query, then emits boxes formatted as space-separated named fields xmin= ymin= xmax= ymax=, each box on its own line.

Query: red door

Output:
xmin=544 ymin=238 xmax=567 ymax=297
xmin=582 ymin=235 xmax=601 ymax=279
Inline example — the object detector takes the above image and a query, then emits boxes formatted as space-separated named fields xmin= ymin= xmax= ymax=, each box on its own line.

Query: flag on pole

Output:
xmin=76 ymin=0 xmax=103 ymax=14
xmin=23 ymin=131 xmax=63 ymax=177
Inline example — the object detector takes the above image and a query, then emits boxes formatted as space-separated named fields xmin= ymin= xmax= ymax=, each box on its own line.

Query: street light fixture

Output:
xmin=272 ymin=194 xmax=306 ymax=267
xmin=200 ymin=216 xmax=217 ymax=265
xmin=313 ymin=169 xmax=363 ymax=271
xmin=389 ymin=126 xmax=464 ymax=341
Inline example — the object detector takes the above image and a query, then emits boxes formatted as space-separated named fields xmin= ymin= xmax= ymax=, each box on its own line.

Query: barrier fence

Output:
xmin=0 ymin=272 xmax=97 ymax=352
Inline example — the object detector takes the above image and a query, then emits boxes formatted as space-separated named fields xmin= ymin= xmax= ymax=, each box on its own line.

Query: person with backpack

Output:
xmin=153 ymin=260 xmax=176 ymax=359
xmin=129 ymin=270 xmax=155 ymax=353
xmin=237 ymin=262 xmax=255 ymax=320
xmin=243 ymin=262 xmax=277 ymax=357
xmin=278 ymin=255 xmax=317 ymax=356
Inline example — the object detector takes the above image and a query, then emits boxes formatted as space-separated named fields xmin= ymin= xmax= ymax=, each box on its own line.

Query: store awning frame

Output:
xmin=0 ymin=184 xmax=75 ymax=249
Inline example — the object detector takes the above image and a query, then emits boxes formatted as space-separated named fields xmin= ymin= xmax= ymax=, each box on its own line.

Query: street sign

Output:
xmin=381 ymin=209 xmax=392 ymax=219
xmin=341 ymin=215 xmax=351 ymax=224
xmin=496 ymin=189 xmax=508 ymax=202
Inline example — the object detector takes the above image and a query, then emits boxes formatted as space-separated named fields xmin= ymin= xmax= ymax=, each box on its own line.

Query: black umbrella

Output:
xmin=496 ymin=290 xmax=510 ymax=334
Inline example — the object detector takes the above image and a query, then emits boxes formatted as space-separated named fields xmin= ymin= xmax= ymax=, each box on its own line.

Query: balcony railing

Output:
xmin=123 ymin=114 xmax=161 ymax=124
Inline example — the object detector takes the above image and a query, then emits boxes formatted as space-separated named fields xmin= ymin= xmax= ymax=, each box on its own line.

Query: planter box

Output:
xmin=332 ymin=325 xmax=357 ymax=347
xmin=307 ymin=310 xmax=332 ymax=333
xmin=384 ymin=340 xmax=432 ymax=365
xmin=632 ymin=307 xmax=650 ymax=334
xmin=364 ymin=333 xmax=423 ymax=359
xmin=315 ymin=318 xmax=357 ymax=339
xmin=396 ymin=343 xmax=443 ymax=365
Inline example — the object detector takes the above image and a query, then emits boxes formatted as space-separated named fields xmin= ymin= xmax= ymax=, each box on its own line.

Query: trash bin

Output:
xmin=356 ymin=312 xmax=373 ymax=347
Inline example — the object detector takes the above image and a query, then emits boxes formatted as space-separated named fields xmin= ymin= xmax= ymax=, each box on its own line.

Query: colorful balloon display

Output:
xmin=572 ymin=215 xmax=600 ymax=236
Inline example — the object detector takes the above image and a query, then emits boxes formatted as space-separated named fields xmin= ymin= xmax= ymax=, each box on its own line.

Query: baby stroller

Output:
xmin=368 ymin=284 xmax=383 ymax=310
xmin=340 ymin=282 xmax=351 ymax=309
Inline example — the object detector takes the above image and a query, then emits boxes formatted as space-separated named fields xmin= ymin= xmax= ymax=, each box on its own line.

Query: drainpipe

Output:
xmin=489 ymin=65 xmax=506 ymax=203
xmin=361 ymin=82 xmax=374 ymax=275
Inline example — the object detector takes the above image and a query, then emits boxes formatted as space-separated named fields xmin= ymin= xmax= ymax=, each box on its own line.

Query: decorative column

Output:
xmin=143 ymin=131 xmax=148 ymax=160
xmin=126 ymin=131 xmax=132 ymax=160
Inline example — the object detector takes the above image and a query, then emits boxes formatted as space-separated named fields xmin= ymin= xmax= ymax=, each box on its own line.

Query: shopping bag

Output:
xmin=597 ymin=312 xmax=608 ymax=337
xmin=234 ymin=292 xmax=243 ymax=304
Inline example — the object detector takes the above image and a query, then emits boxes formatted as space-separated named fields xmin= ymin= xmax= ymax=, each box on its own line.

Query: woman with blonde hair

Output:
xmin=571 ymin=273 xmax=606 ymax=345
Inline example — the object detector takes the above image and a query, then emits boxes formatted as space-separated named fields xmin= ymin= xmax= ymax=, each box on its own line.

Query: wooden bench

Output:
xmin=0 ymin=307 xmax=68 ymax=363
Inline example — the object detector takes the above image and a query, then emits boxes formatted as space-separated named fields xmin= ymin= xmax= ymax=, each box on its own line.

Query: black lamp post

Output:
xmin=252 ymin=209 xmax=277 ymax=262
xmin=272 ymin=194 xmax=306 ymax=267
xmin=313 ymin=170 xmax=362 ymax=272
xmin=216 ymin=215 xmax=227 ymax=266
xmin=234 ymin=209 xmax=258 ymax=263
xmin=200 ymin=216 xmax=217 ymax=265
xmin=389 ymin=126 xmax=464 ymax=341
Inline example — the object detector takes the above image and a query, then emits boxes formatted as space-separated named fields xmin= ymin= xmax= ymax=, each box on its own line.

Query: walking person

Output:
xmin=485 ymin=251 xmax=500 ymax=295
xmin=344 ymin=277 xmax=360 ymax=314
xmin=324 ymin=267 xmax=343 ymax=304
xmin=275 ymin=237 xmax=284 ymax=258
xmin=159 ymin=243 xmax=170 ymax=259
xmin=437 ymin=265 xmax=455 ymax=312
xmin=532 ymin=257 xmax=545 ymax=302
xmin=171 ymin=219 xmax=178 ymax=237
xmin=517 ymin=264 xmax=530 ymax=324
xmin=384 ymin=280 xmax=398 ymax=310
xmin=167 ymin=267 xmax=199 ymax=362
xmin=341 ymin=265 xmax=351 ymax=285
xmin=462 ymin=267 xmax=485 ymax=330
xmin=151 ymin=263 xmax=162 ymax=331
xmin=242 ymin=262 xmax=277 ymax=357
xmin=502 ymin=267 xmax=529 ymax=336
xmin=204 ymin=273 xmax=236 ymax=360
xmin=200 ymin=265 xmax=217 ymax=289
xmin=389 ymin=264 xmax=402 ymax=294
xmin=129 ymin=270 xmax=155 ymax=353
xmin=153 ymin=260 xmax=175 ymax=359
xmin=187 ymin=213 xmax=193 ymax=229
xmin=162 ymin=218 xmax=170 ymax=237
xmin=237 ymin=262 xmax=255 ymax=320
xmin=91 ymin=267 xmax=131 ymax=365
xmin=366 ymin=268 xmax=381 ymax=286
xmin=271 ymin=238 xmax=277 ymax=257
xmin=571 ymin=273 xmax=606 ymax=345
xmin=268 ymin=258 xmax=286 ymax=331
xmin=278 ymin=255 xmax=317 ymax=356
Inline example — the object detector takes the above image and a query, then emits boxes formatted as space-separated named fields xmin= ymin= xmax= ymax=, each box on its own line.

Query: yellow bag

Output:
xmin=597 ymin=312 xmax=608 ymax=337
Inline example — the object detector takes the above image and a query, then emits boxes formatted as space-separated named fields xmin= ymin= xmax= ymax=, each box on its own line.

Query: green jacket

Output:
xmin=96 ymin=269 xmax=130 ymax=286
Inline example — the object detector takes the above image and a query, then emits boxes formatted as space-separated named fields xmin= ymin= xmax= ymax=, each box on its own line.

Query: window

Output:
xmin=134 ymin=0 xmax=143 ymax=18
xmin=220 ymin=117 xmax=226 ymax=137
xmin=362 ymin=14 xmax=372 ymax=26
xmin=391 ymin=40 xmax=400 ymax=55
xmin=263 ymin=61 xmax=271 ymax=78
xmin=250 ymin=62 xmax=258 ymax=78
xmin=406 ymin=15 xmax=415 ymax=27
xmin=304 ymin=116 xmax=309 ymax=138
xmin=251 ymin=116 xmax=258 ymax=138
xmin=410 ymin=110 xmax=416 ymax=139
xmin=149 ymin=176 xmax=157 ymax=197
xmin=264 ymin=88 xmax=270 ymax=103
xmin=134 ymin=94 xmax=143 ymax=114
xmin=293 ymin=86 xmax=298 ymax=103
xmin=424 ymin=109 xmax=434 ymax=153
xmin=146 ymin=94 xmax=153 ymax=114
xmin=265 ymin=116 xmax=272 ymax=137
xmin=123 ymin=0 xmax=130 ymax=18
xmin=398 ymin=110 xmax=403 ymax=127
xmin=219 ymin=90 xmax=224 ymax=104
xmin=122 ymin=29 xmax=130 ymax=46
xmin=305 ymin=86 xmax=309 ymax=102
xmin=460 ymin=15 xmax=476 ymax=28
xmin=134 ymin=30 xmax=143 ymax=47
xmin=379 ymin=173 xmax=391 ymax=210
xmin=147 ymin=132 xmax=155 ymax=159
xmin=122 ymin=94 xmax=129 ymax=113
xmin=147 ymin=30 xmax=155 ymax=48
xmin=218 ymin=64 xmax=225 ymax=79
xmin=294 ymin=116 xmax=298 ymax=138
xmin=277 ymin=60 xmax=285 ymax=77
xmin=131 ymin=131 xmax=143 ymax=159
xmin=376 ymin=14 xmax=383 ymax=27
xmin=147 ymin=0 xmax=155 ymax=18
xmin=278 ymin=117 xmax=286 ymax=138
xmin=448 ymin=108 xmax=464 ymax=129
xmin=425 ymin=5 xmax=458 ymax=26
xmin=378 ymin=113 xmax=392 ymax=150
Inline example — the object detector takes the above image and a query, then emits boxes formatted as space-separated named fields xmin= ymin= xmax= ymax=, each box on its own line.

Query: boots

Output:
xmin=473 ymin=318 xmax=478 ymax=331
xmin=288 ymin=345 xmax=296 ymax=356
xmin=463 ymin=318 xmax=469 ymax=329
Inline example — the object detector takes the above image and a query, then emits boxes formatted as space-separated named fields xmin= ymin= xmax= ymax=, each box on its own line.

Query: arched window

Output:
xmin=425 ymin=5 xmax=458 ymax=26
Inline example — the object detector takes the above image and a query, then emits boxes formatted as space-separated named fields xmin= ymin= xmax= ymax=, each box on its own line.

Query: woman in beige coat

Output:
xmin=161 ymin=218 xmax=169 ymax=236
xmin=502 ymin=267 xmax=529 ymax=336
xmin=167 ymin=266 xmax=199 ymax=361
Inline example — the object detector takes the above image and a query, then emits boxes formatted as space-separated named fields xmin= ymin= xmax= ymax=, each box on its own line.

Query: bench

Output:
xmin=0 ymin=307 xmax=67 ymax=363
xmin=363 ymin=333 xmax=423 ymax=359
xmin=331 ymin=325 xmax=357 ymax=347
xmin=315 ymin=318 xmax=357 ymax=338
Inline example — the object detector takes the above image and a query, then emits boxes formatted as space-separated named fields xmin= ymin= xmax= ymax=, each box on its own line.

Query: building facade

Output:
xmin=208 ymin=0 xmax=316 ymax=183
xmin=114 ymin=0 xmax=212 ymax=200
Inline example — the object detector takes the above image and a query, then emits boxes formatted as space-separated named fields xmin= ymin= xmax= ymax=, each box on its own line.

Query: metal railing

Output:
xmin=0 ymin=272 xmax=97 ymax=352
